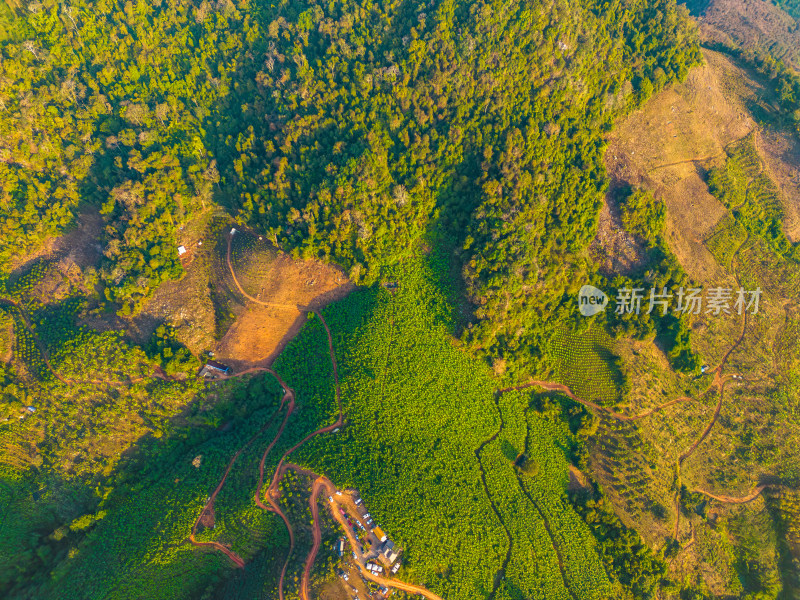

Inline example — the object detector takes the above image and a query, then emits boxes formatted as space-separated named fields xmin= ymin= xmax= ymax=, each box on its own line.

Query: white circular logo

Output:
xmin=578 ymin=285 xmax=608 ymax=316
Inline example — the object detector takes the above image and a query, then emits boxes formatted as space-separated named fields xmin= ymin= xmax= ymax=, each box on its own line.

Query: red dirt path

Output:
xmin=694 ymin=485 xmax=766 ymax=504
xmin=187 ymin=368 xmax=294 ymax=567
xmin=220 ymin=231 xmax=442 ymax=600
xmin=295 ymin=466 xmax=445 ymax=600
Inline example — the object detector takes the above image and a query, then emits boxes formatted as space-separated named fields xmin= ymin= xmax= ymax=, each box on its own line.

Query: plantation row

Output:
xmin=286 ymin=258 xmax=659 ymax=599
xmin=547 ymin=327 xmax=625 ymax=406
xmin=708 ymin=136 xmax=798 ymax=262
xmin=511 ymin=397 xmax=614 ymax=599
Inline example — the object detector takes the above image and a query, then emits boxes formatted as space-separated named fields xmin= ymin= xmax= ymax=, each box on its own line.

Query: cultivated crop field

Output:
xmin=547 ymin=326 xmax=623 ymax=405
xmin=288 ymin=257 xmax=628 ymax=600
xmin=704 ymin=214 xmax=748 ymax=270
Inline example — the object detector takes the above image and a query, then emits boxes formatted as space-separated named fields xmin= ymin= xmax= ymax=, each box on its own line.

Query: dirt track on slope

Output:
xmin=694 ymin=485 xmax=766 ymax=504
xmin=188 ymin=369 xmax=295 ymax=567
xmin=302 ymin=475 xmax=327 ymax=600
xmin=503 ymin=379 xmax=712 ymax=422
xmin=498 ymin=297 xmax=750 ymax=544
xmin=255 ymin=307 xmax=343 ymax=600
xmin=218 ymin=231 xmax=443 ymax=600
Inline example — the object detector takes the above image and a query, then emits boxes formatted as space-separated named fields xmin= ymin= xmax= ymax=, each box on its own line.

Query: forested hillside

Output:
xmin=0 ymin=0 xmax=717 ymax=598
xmin=0 ymin=0 xmax=699 ymax=367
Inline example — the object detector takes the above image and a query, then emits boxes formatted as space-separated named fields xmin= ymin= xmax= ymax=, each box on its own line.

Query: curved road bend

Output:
xmin=257 ymin=310 xmax=343 ymax=600
xmin=189 ymin=368 xmax=295 ymax=567
xmin=291 ymin=465 xmax=444 ymax=600
xmin=694 ymin=485 xmax=765 ymax=504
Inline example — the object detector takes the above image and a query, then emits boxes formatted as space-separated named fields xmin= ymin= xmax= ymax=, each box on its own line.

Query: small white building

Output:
xmin=177 ymin=245 xmax=187 ymax=256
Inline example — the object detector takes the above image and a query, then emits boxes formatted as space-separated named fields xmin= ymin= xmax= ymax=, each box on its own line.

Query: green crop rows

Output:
xmin=705 ymin=214 xmax=748 ymax=271
xmin=288 ymin=257 xmax=620 ymax=600
xmin=708 ymin=136 xmax=797 ymax=261
xmin=548 ymin=326 xmax=624 ymax=405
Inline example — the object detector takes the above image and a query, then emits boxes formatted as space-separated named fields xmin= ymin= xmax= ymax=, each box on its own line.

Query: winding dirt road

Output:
xmin=670 ymin=236 xmax=752 ymax=539
xmin=188 ymin=369 xmax=295 ymax=567
xmin=221 ymin=230 xmax=443 ymax=600
xmin=500 ymin=380 xmax=713 ymax=422
xmin=694 ymin=485 xmax=766 ymax=504
xmin=202 ymin=226 xmax=768 ymax=594
xmin=294 ymin=466 xmax=445 ymax=600
xmin=255 ymin=305 xmax=344 ymax=600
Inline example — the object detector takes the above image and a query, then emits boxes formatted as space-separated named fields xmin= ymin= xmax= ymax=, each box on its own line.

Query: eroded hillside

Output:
xmin=594 ymin=44 xmax=800 ymax=597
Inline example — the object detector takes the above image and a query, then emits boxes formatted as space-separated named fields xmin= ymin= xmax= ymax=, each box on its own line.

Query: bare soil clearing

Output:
xmin=134 ymin=224 xmax=352 ymax=367
xmin=215 ymin=233 xmax=353 ymax=368
xmin=132 ymin=241 xmax=218 ymax=354
xmin=215 ymin=248 xmax=353 ymax=368
xmin=602 ymin=49 xmax=756 ymax=283
xmin=591 ymin=191 xmax=648 ymax=276
xmin=695 ymin=484 xmax=766 ymax=504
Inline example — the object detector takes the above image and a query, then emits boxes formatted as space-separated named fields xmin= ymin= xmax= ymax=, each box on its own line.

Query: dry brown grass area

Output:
xmin=318 ymin=579 xmax=350 ymax=600
xmin=602 ymin=49 xmax=757 ymax=284
xmin=8 ymin=210 xmax=104 ymax=277
xmin=757 ymin=128 xmax=800 ymax=242
xmin=592 ymin=50 xmax=800 ymax=590
xmin=131 ymin=240 xmax=218 ymax=354
xmin=133 ymin=222 xmax=353 ymax=369
xmin=698 ymin=0 xmax=800 ymax=72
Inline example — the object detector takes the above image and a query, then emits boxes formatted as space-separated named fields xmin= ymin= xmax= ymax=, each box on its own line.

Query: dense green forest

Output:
xmin=0 ymin=0 xmax=700 ymax=368
xmin=0 ymin=0 xmax=729 ymax=598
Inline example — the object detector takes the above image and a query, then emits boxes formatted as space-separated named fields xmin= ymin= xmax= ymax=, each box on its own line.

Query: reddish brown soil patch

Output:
xmin=215 ymin=241 xmax=354 ymax=368
xmin=567 ymin=465 xmax=590 ymax=492
xmin=199 ymin=507 xmax=215 ymax=529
